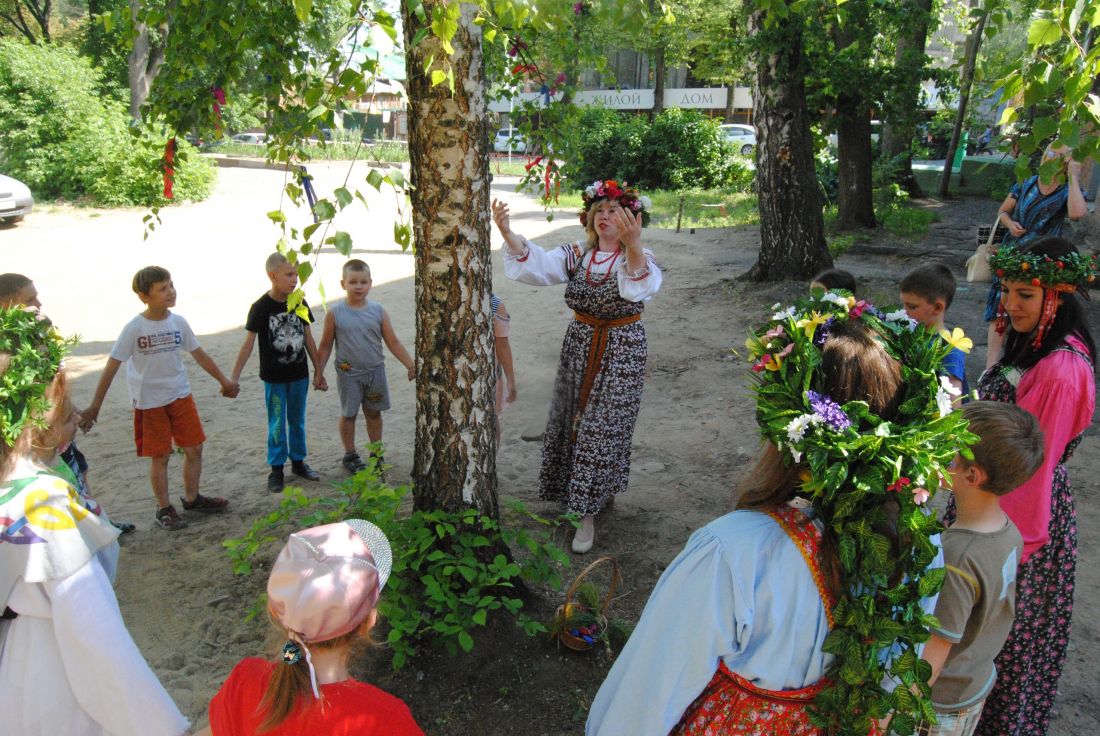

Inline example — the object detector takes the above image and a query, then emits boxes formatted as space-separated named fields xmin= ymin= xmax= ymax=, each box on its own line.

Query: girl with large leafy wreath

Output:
xmin=587 ymin=291 xmax=973 ymax=735
xmin=0 ymin=307 xmax=188 ymax=735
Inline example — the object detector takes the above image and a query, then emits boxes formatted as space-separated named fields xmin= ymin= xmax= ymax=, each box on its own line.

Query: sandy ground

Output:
xmin=2 ymin=163 xmax=1097 ymax=734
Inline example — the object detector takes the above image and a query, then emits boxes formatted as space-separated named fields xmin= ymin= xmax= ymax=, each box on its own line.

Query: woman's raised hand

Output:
xmin=491 ymin=198 xmax=512 ymax=236
xmin=616 ymin=206 xmax=642 ymax=251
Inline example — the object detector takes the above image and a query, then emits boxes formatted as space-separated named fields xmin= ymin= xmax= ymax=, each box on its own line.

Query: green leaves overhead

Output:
xmin=986 ymin=1 xmax=1100 ymax=173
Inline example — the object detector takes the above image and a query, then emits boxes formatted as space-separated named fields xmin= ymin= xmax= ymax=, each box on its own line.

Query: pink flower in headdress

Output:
xmin=911 ymin=486 xmax=930 ymax=505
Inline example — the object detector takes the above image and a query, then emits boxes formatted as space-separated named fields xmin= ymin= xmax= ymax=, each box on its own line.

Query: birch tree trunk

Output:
xmin=745 ymin=8 xmax=831 ymax=281
xmin=403 ymin=0 xmax=499 ymax=518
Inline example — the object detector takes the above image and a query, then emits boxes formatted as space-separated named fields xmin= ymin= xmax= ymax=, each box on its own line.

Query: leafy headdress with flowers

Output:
xmin=990 ymin=243 xmax=1097 ymax=347
xmin=744 ymin=289 xmax=976 ymax=735
xmin=1 ymin=307 xmax=75 ymax=448
xmin=579 ymin=179 xmax=651 ymax=227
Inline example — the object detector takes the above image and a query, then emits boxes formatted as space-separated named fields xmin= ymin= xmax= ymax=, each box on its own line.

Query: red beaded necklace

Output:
xmin=585 ymin=248 xmax=621 ymax=286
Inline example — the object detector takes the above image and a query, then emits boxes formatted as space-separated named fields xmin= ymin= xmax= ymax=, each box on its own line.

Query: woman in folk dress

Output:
xmin=491 ymin=180 xmax=661 ymax=553
xmin=968 ymin=236 xmax=1096 ymax=736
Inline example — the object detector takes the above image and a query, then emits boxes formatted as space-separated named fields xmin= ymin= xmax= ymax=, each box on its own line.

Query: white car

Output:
xmin=720 ymin=124 xmax=756 ymax=155
xmin=231 ymin=132 xmax=267 ymax=145
xmin=493 ymin=127 xmax=528 ymax=153
xmin=0 ymin=173 xmax=33 ymax=225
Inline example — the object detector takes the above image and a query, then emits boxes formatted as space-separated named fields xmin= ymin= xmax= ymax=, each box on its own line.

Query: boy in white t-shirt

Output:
xmin=80 ymin=266 xmax=239 ymax=530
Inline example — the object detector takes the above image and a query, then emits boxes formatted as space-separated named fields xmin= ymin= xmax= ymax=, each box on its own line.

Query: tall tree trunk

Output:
xmin=652 ymin=46 xmax=665 ymax=115
xmin=881 ymin=0 xmax=934 ymax=198
xmin=745 ymin=9 xmax=831 ymax=281
xmin=128 ymin=0 xmax=166 ymax=121
xmin=403 ymin=0 xmax=499 ymax=517
xmin=939 ymin=2 xmax=988 ymax=197
xmin=835 ymin=93 xmax=876 ymax=229
xmin=834 ymin=2 xmax=876 ymax=230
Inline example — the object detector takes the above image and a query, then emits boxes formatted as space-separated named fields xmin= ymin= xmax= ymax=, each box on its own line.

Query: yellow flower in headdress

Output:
xmin=796 ymin=311 xmax=828 ymax=339
xmin=939 ymin=327 xmax=973 ymax=354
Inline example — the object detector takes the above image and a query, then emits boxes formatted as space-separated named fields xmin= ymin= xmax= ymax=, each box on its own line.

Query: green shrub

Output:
xmin=0 ymin=39 xmax=214 ymax=205
xmin=560 ymin=107 xmax=747 ymax=191
xmin=224 ymin=454 xmax=571 ymax=670
xmin=635 ymin=108 xmax=737 ymax=190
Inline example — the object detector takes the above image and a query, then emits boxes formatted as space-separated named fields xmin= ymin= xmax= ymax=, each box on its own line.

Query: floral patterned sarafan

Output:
xmin=742 ymin=290 xmax=976 ymax=734
xmin=579 ymin=179 xmax=652 ymax=226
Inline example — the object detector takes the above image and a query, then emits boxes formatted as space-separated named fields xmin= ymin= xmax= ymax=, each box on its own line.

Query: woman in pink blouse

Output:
xmin=968 ymin=235 xmax=1096 ymax=736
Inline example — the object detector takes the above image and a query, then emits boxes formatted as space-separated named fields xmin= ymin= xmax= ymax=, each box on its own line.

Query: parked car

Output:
xmin=231 ymin=132 xmax=267 ymax=145
xmin=493 ymin=127 xmax=528 ymax=153
xmin=825 ymin=120 xmax=883 ymax=150
xmin=0 ymin=173 xmax=33 ymax=225
xmin=720 ymin=124 xmax=756 ymax=155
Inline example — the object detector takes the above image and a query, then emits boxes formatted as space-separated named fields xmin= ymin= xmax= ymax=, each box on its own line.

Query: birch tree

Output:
xmin=402 ymin=0 xmax=499 ymax=516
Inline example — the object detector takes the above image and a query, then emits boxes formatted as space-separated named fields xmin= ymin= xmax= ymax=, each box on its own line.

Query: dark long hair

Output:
xmin=736 ymin=320 xmax=905 ymax=596
xmin=1001 ymin=236 xmax=1096 ymax=370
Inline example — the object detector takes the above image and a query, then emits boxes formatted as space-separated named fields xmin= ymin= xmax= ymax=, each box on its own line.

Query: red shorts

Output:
xmin=134 ymin=395 xmax=206 ymax=457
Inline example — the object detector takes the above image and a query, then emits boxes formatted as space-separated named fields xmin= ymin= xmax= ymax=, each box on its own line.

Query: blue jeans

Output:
xmin=265 ymin=378 xmax=308 ymax=466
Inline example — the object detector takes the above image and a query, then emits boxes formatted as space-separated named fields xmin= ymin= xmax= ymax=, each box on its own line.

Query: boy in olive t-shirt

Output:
xmin=917 ymin=402 xmax=1045 ymax=736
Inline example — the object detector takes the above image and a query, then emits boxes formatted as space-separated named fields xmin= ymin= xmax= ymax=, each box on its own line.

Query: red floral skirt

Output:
xmin=671 ymin=661 xmax=826 ymax=736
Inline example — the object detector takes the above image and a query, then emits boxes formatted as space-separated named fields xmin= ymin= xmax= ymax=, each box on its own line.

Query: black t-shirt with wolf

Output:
xmin=245 ymin=293 xmax=314 ymax=383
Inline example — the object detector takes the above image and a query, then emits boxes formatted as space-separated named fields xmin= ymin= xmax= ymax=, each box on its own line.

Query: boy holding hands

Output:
xmin=900 ymin=263 xmax=969 ymax=396
xmin=80 ymin=266 xmax=238 ymax=530
xmin=230 ymin=253 xmax=324 ymax=493
xmin=315 ymin=259 xmax=414 ymax=473
xmin=917 ymin=401 xmax=1045 ymax=735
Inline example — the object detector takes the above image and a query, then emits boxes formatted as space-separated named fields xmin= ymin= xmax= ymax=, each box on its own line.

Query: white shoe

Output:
xmin=572 ymin=515 xmax=595 ymax=554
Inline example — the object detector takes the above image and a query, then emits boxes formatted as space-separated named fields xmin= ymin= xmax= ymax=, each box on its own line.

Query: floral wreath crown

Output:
xmin=990 ymin=245 xmax=1096 ymax=294
xmin=0 ymin=307 xmax=76 ymax=447
xmin=990 ymin=245 xmax=1097 ymax=345
xmin=744 ymin=289 xmax=975 ymax=733
xmin=579 ymin=179 xmax=651 ymax=227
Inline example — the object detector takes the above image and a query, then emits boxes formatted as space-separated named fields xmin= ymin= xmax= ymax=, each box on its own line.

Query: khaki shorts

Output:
xmin=134 ymin=395 xmax=206 ymax=457
xmin=336 ymin=364 xmax=391 ymax=416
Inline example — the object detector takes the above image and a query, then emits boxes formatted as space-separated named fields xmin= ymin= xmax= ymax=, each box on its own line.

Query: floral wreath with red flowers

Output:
xmin=990 ymin=244 xmax=1097 ymax=345
xmin=579 ymin=179 xmax=651 ymax=227
xmin=990 ymin=244 xmax=1097 ymax=293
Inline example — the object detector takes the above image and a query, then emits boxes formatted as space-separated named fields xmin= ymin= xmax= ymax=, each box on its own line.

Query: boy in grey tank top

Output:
xmin=315 ymin=259 xmax=415 ymax=473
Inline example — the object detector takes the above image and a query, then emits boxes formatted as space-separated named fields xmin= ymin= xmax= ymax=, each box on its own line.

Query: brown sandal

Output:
xmin=180 ymin=494 xmax=229 ymax=513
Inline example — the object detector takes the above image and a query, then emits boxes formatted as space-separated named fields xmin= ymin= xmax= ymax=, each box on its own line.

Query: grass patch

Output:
xmin=823 ymin=199 xmax=939 ymax=252
xmin=200 ymin=140 xmax=410 ymax=162
xmin=879 ymin=204 xmax=938 ymax=239
xmin=548 ymin=187 xmax=759 ymax=230
xmin=490 ymin=158 xmax=536 ymax=176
